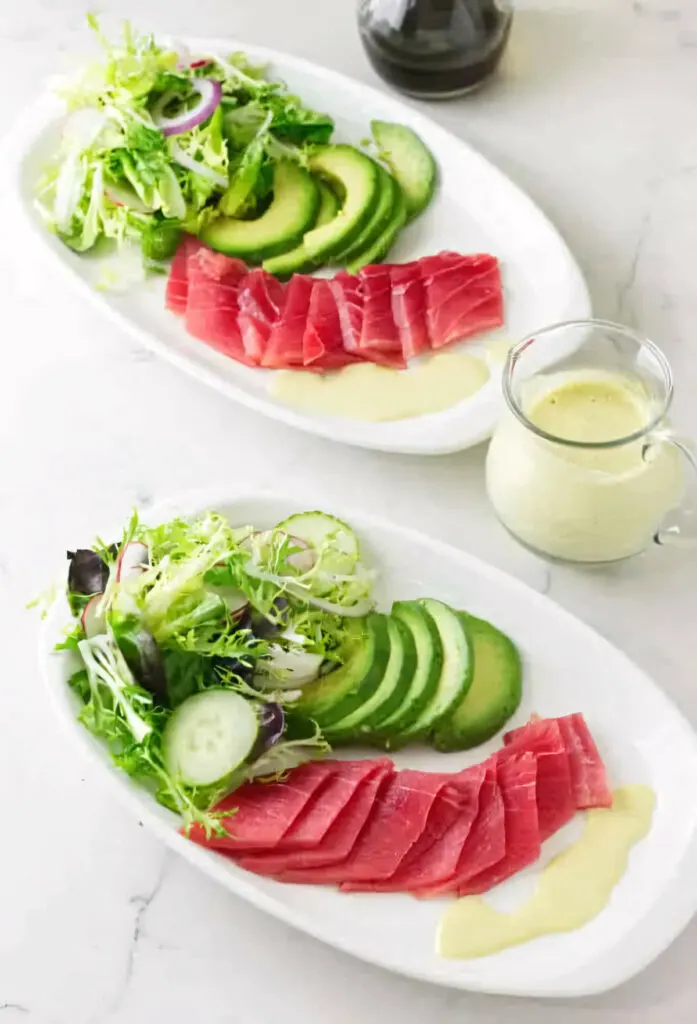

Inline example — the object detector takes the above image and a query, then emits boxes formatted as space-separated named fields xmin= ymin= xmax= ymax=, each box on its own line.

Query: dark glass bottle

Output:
xmin=358 ymin=0 xmax=513 ymax=99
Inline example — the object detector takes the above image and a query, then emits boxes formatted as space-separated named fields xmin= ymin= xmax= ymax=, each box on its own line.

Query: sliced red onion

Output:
xmin=81 ymin=594 xmax=106 ymax=638
xmin=104 ymin=183 xmax=154 ymax=214
xmin=152 ymin=78 xmax=222 ymax=136
xmin=116 ymin=542 xmax=149 ymax=582
xmin=169 ymin=142 xmax=228 ymax=188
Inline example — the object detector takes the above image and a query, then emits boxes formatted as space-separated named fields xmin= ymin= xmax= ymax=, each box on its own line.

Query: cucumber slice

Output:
xmin=201 ymin=161 xmax=319 ymax=261
xmin=324 ymin=615 xmax=416 ymax=743
xmin=334 ymin=164 xmax=396 ymax=263
xmin=304 ymin=145 xmax=380 ymax=261
xmin=391 ymin=599 xmax=473 ymax=745
xmin=263 ymin=181 xmax=339 ymax=277
xmin=371 ymin=121 xmax=437 ymax=219
xmin=375 ymin=601 xmax=442 ymax=746
xmin=345 ymin=184 xmax=407 ymax=273
xmin=162 ymin=688 xmax=260 ymax=787
xmin=295 ymin=614 xmax=390 ymax=728
xmin=432 ymin=614 xmax=523 ymax=752
xmin=277 ymin=511 xmax=359 ymax=574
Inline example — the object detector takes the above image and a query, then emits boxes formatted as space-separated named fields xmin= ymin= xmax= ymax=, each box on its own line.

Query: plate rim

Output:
xmin=4 ymin=36 xmax=591 ymax=455
xmin=37 ymin=487 xmax=697 ymax=997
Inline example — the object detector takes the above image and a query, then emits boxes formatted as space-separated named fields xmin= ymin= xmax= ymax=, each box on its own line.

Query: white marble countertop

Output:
xmin=2 ymin=0 xmax=697 ymax=1020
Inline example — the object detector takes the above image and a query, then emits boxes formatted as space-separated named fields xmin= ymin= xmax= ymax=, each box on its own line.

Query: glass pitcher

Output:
xmin=485 ymin=320 xmax=697 ymax=563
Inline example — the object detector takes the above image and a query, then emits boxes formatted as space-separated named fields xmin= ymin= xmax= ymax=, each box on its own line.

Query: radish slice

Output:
xmin=81 ymin=594 xmax=106 ymax=638
xmin=286 ymin=536 xmax=317 ymax=574
xmin=116 ymin=542 xmax=149 ymax=582
xmin=209 ymin=585 xmax=249 ymax=621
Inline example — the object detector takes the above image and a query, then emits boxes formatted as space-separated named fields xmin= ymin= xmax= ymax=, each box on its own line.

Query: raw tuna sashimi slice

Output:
xmin=303 ymin=280 xmax=361 ymax=370
xmin=237 ymin=760 xmax=385 ymax=867
xmin=458 ymin=752 xmax=540 ymax=896
xmin=303 ymin=769 xmax=449 ymax=886
xmin=186 ymin=761 xmax=334 ymax=853
xmin=342 ymin=764 xmax=485 ymax=893
xmin=417 ymin=759 xmax=505 ymax=897
xmin=185 ymin=248 xmax=250 ymax=364
xmin=557 ymin=714 xmax=613 ymax=809
xmin=423 ymin=253 xmax=503 ymax=349
xmin=500 ymin=718 xmax=575 ymax=841
xmin=262 ymin=275 xmax=314 ymax=369
xmin=246 ymin=763 xmax=393 ymax=881
xmin=237 ymin=269 xmax=285 ymax=365
xmin=356 ymin=265 xmax=406 ymax=369
xmin=391 ymin=263 xmax=429 ymax=360
xmin=329 ymin=272 xmax=364 ymax=354
xmin=165 ymin=234 xmax=201 ymax=315
xmin=505 ymin=714 xmax=612 ymax=810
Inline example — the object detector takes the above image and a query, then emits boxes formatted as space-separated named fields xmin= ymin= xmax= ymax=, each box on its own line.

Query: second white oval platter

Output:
xmin=7 ymin=37 xmax=590 ymax=454
xmin=39 ymin=490 xmax=697 ymax=997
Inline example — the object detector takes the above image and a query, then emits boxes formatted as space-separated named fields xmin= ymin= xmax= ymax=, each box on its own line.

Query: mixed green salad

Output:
xmin=35 ymin=17 xmax=437 ymax=277
xmin=55 ymin=509 xmax=373 ymax=835
xmin=47 ymin=507 xmax=522 ymax=837
xmin=36 ymin=17 xmax=335 ymax=262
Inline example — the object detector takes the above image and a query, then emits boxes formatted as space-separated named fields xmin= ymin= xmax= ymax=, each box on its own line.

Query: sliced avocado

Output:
xmin=390 ymin=599 xmax=473 ymax=746
xmin=375 ymin=601 xmax=442 ymax=747
xmin=371 ymin=121 xmax=437 ymax=220
xmin=304 ymin=145 xmax=380 ymax=261
xmin=432 ymin=613 xmax=522 ymax=752
xmin=295 ymin=614 xmax=390 ymax=729
xmin=324 ymin=615 xmax=416 ymax=744
xmin=201 ymin=161 xmax=319 ymax=261
xmin=345 ymin=185 xmax=407 ymax=273
xmin=334 ymin=164 xmax=396 ymax=263
xmin=263 ymin=181 xmax=339 ymax=277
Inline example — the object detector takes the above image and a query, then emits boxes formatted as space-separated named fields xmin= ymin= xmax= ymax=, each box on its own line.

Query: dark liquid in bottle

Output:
xmin=359 ymin=0 xmax=512 ymax=99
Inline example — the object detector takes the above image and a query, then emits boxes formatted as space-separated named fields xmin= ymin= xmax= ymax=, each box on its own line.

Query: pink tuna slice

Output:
xmin=165 ymin=234 xmax=202 ymax=315
xmin=185 ymin=761 xmax=334 ymax=853
xmin=505 ymin=714 xmax=613 ymax=810
xmin=557 ymin=714 xmax=613 ymax=809
xmin=423 ymin=252 xmax=503 ymax=349
xmin=262 ymin=275 xmax=314 ymax=369
xmin=356 ymin=264 xmax=406 ymax=369
xmin=390 ymin=262 xmax=430 ymax=360
xmin=236 ymin=760 xmax=390 ymax=873
xmin=329 ymin=272 xmax=364 ymax=354
xmin=458 ymin=752 xmax=540 ymax=896
xmin=303 ymin=280 xmax=362 ymax=370
xmin=500 ymin=717 xmax=576 ymax=841
xmin=289 ymin=769 xmax=450 ymax=886
xmin=251 ymin=763 xmax=393 ymax=881
xmin=342 ymin=762 xmax=486 ymax=893
xmin=417 ymin=758 xmax=505 ymax=897
xmin=236 ymin=269 xmax=285 ymax=365
xmin=185 ymin=247 xmax=250 ymax=364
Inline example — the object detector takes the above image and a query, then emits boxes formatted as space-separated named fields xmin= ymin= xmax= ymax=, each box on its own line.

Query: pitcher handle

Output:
xmin=644 ymin=428 xmax=697 ymax=547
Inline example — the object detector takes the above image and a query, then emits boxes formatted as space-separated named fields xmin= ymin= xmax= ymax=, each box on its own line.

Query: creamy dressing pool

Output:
xmin=486 ymin=370 xmax=684 ymax=562
xmin=438 ymin=785 xmax=655 ymax=959
xmin=270 ymin=351 xmax=491 ymax=421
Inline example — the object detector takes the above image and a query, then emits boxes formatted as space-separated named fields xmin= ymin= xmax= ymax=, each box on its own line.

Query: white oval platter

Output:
xmin=38 ymin=490 xmax=697 ymax=997
xmin=6 ymin=38 xmax=590 ymax=454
